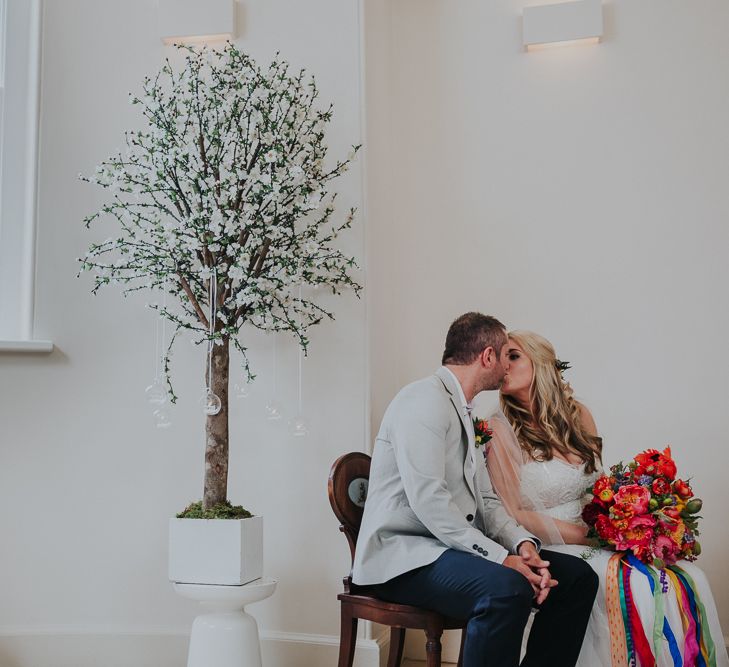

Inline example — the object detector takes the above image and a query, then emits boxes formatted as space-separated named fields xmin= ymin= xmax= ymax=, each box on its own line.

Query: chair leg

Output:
xmin=338 ymin=604 xmax=358 ymax=667
xmin=424 ymin=628 xmax=443 ymax=667
xmin=386 ymin=627 xmax=406 ymax=667
xmin=456 ymin=628 xmax=466 ymax=667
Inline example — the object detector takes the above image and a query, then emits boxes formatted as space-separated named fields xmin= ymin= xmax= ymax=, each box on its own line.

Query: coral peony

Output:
xmin=652 ymin=534 xmax=680 ymax=566
xmin=613 ymin=484 xmax=651 ymax=515
xmin=593 ymin=476 xmax=616 ymax=503
xmin=614 ymin=515 xmax=656 ymax=551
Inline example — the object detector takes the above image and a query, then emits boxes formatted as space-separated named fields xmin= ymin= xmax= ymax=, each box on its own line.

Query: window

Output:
xmin=0 ymin=0 xmax=50 ymax=351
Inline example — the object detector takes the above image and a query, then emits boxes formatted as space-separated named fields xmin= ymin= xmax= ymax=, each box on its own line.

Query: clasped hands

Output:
xmin=503 ymin=541 xmax=558 ymax=605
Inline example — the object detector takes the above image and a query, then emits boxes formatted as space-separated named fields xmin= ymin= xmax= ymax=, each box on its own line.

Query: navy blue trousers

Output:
xmin=372 ymin=549 xmax=598 ymax=667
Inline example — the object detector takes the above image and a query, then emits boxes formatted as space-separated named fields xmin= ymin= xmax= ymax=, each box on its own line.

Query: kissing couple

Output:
xmin=352 ymin=312 xmax=728 ymax=667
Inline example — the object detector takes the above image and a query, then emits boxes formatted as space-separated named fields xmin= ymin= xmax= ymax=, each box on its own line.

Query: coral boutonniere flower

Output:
xmin=472 ymin=417 xmax=493 ymax=449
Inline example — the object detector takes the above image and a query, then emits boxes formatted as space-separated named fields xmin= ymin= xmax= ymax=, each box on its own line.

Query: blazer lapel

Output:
xmin=435 ymin=368 xmax=477 ymax=499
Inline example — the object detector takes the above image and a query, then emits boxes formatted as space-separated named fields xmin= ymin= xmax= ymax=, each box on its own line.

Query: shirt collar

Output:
xmin=440 ymin=366 xmax=473 ymax=416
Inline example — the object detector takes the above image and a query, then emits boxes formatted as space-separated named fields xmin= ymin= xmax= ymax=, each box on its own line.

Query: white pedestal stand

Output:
xmin=174 ymin=577 xmax=277 ymax=667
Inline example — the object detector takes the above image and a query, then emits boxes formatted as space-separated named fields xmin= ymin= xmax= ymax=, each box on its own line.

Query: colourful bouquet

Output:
xmin=472 ymin=418 xmax=493 ymax=449
xmin=582 ymin=447 xmax=702 ymax=567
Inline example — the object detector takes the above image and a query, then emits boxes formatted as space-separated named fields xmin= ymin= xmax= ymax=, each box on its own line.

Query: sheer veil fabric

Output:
xmin=485 ymin=411 xmax=569 ymax=547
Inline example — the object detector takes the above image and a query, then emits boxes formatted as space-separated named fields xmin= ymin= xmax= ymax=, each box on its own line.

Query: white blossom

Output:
xmin=80 ymin=42 xmax=361 ymax=395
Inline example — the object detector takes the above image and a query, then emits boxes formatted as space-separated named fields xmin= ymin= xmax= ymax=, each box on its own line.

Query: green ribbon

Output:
xmin=671 ymin=565 xmax=717 ymax=667
xmin=618 ymin=559 xmax=635 ymax=665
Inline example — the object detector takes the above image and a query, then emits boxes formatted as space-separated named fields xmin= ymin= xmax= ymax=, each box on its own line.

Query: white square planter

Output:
xmin=169 ymin=516 xmax=263 ymax=585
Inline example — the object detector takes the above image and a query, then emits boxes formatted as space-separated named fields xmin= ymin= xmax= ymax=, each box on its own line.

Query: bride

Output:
xmin=486 ymin=330 xmax=728 ymax=667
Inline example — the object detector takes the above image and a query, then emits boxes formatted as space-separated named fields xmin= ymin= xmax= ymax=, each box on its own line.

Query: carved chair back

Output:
xmin=327 ymin=452 xmax=371 ymax=591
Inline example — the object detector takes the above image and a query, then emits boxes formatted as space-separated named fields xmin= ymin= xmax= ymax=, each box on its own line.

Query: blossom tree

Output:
xmin=80 ymin=43 xmax=361 ymax=511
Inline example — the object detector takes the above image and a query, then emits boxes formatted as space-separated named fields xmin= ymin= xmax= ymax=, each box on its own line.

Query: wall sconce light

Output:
xmin=523 ymin=0 xmax=603 ymax=52
xmin=159 ymin=0 xmax=236 ymax=45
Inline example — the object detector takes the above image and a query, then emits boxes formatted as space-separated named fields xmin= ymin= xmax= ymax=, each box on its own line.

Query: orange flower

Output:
xmin=609 ymin=506 xmax=632 ymax=531
xmin=657 ymin=448 xmax=677 ymax=480
xmin=634 ymin=449 xmax=661 ymax=476
xmin=673 ymin=478 xmax=693 ymax=499
xmin=634 ymin=447 xmax=676 ymax=480
xmin=652 ymin=478 xmax=671 ymax=495
xmin=593 ymin=476 xmax=616 ymax=503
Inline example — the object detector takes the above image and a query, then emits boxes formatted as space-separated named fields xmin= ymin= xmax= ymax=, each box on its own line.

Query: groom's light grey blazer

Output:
xmin=352 ymin=367 xmax=538 ymax=586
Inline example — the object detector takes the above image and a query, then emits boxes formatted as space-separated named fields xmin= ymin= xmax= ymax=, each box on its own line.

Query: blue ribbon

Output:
xmin=672 ymin=568 xmax=708 ymax=667
xmin=627 ymin=554 xmax=682 ymax=667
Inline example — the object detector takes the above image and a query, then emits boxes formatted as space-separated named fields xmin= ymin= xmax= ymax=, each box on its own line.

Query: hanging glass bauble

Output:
xmin=265 ymin=399 xmax=283 ymax=421
xmin=234 ymin=380 xmax=250 ymax=399
xmin=288 ymin=414 xmax=309 ymax=437
xmin=145 ymin=379 xmax=166 ymax=405
xmin=154 ymin=407 xmax=172 ymax=429
xmin=200 ymin=389 xmax=222 ymax=416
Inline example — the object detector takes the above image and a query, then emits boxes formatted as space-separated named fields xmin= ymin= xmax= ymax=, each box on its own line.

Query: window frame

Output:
xmin=0 ymin=0 xmax=51 ymax=352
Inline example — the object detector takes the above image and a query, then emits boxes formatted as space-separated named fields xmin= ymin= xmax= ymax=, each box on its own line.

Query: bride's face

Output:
xmin=500 ymin=340 xmax=533 ymax=399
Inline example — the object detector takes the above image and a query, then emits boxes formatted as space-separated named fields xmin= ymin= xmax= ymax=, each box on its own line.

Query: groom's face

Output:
xmin=480 ymin=332 xmax=508 ymax=391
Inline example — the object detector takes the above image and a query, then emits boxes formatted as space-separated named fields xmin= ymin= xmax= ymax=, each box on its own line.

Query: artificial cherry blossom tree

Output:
xmin=80 ymin=43 xmax=360 ymax=510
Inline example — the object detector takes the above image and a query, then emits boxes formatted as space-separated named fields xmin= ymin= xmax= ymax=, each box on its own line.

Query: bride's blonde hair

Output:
xmin=500 ymin=331 xmax=602 ymax=473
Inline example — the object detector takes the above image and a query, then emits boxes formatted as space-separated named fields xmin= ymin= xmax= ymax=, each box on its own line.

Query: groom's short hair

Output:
xmin=442 ymin=312 xmax=507 ymax=365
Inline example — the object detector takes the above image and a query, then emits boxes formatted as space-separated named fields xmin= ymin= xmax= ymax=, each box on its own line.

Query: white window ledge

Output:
xmin=0 ymin=339 xmax=53 ymax=353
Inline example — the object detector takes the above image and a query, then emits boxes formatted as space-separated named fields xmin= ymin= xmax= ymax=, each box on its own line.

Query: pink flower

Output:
xmin=614 ymin=515 xmax=656 ymax=551
xmin=652 ymin=534 xmax=680 ymax=565
xmin=613 ymin=484 xmax=651 ymax=515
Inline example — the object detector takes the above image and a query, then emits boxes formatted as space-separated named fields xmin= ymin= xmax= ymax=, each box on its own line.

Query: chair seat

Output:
xmin=338 ymin=592 xmax=466 ymax=631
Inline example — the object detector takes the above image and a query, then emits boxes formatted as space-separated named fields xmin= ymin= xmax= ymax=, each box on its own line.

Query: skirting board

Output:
xmin=0 ymin=628 xmax=387 ymax=667
xmin=1 ymin=628 xmax=722 ymax=666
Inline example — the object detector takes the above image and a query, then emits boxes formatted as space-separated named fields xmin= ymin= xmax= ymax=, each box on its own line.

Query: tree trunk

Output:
xmin=203 ymin=338 xmax=229 ymax=509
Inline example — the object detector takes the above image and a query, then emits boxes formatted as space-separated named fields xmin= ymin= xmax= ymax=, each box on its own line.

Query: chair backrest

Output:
xmin=328 ymin=452 xmax=371 ymax=569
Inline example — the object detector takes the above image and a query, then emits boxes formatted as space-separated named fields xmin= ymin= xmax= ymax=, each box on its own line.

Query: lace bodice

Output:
xmin=519 ymin=458 xmax=601 ymax=524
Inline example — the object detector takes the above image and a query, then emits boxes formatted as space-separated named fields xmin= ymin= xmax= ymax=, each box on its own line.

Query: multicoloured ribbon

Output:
xmin=629 ymin=555 xmax=681 ymax=666
xmin=622 ymin=558 xmax=656 ymax=666
xmin=670 ymin=566 xmax=717 ymax=666
xmin=605 ymin=554 xmax=717 ymax=667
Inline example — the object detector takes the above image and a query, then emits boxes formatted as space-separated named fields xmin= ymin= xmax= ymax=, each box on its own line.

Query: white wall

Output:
xmin=0 ymin=1 xmax=376 ymax=666
xmin=2 ymin=1 xmax=728 ymax=665
xmin=366 ymin=0 xmax=729 ymax=660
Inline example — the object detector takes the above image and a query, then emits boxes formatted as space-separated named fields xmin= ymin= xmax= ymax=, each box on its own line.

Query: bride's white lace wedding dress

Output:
xmin=517 ymin=456 xmax=729 ymax=667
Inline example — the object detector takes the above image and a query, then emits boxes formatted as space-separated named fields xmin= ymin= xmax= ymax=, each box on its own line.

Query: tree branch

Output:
xmin=178 ymin=273 xmax=209 ymax=328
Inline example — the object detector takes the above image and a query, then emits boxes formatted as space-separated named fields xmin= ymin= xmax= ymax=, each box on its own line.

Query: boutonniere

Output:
xmin=472 ymin=417 xmax=493 ymax=449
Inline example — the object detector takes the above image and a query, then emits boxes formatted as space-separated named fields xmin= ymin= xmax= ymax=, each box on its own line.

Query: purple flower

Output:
xmin=659 ymin=569 xmax=669 ymax=593
xmin=637 ymin=475 xmax=653 ymax=487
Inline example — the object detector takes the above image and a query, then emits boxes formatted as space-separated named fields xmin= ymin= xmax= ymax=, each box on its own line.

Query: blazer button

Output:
xmin=482 ymin=550 xmax=488 ymax=556
xmin=466 ymin=514 xmax=474 ymax=522
xmin=472 ymin=544 xmax=479 ymax=550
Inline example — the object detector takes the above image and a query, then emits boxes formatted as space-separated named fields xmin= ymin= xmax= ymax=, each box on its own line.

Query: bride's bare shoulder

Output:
xmin=576 ymin=402 xmax=598 ymax=436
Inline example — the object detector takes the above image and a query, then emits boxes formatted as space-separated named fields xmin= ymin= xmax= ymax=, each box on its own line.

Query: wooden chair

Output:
xmin=328 ymin=452 xmax=466 ymax=667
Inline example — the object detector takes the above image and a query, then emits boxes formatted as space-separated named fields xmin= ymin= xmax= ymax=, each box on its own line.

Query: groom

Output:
xmin=352 ymin=312 xmax=597 ymax=666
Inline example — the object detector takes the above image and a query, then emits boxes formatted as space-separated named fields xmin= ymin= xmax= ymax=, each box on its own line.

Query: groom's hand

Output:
xmin=503 ymin=542 xmax=558 ymax=605
xmin=519 ymin=542 xmax=558 ymax=604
